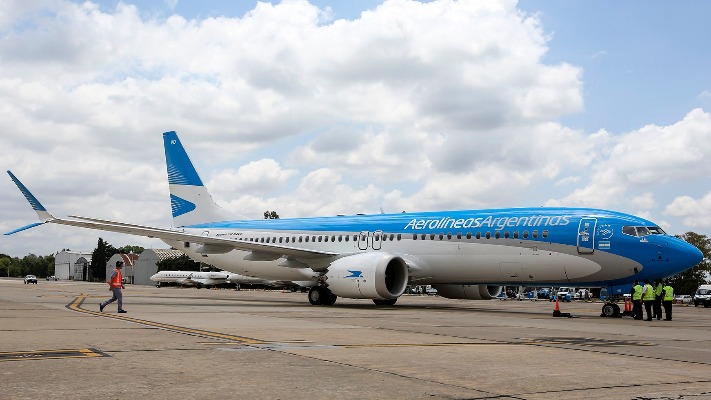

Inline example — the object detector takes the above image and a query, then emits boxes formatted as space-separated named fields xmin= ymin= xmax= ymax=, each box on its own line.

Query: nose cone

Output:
xmin=149 ymin=274 xmax=159 ymax=282
xmin=671 ymin=238 xmax=704 ymax=274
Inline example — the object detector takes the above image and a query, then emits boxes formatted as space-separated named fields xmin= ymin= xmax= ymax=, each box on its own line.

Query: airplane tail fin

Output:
xmin=163 ymin=131 xmax=241 ymax=227
xmin=5 ymin=171 xmax=55 ymax=235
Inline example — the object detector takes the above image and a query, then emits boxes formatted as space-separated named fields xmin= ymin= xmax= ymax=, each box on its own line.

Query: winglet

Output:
xmin=6 ymin=170 xmax=55 ymax=225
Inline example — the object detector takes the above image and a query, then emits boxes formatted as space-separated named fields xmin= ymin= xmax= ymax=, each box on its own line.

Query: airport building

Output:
xmin=54 ymin=250 xmax=92 ymax=280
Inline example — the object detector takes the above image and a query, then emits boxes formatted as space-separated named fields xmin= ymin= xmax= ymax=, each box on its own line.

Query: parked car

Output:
xmin=555 ymin=287 xmax=575 ymax=302
xmin=693 ymin=285 xmax=711 ymax=307
xmin=674 ymin=295 xmax=693 ymax=305
xmin=24 ymin=275 xmax=37 ymax=284
xmin=537 ymin=288 xmax=551 ymax=299
xmin=45 ymin=275 xmax=58 ymax=281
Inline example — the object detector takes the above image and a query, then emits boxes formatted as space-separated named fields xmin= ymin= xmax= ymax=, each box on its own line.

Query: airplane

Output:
xmin=150 ymin=270 xmax=231 ymax=288
xmin=6 ymin=131 xmax=704 ymax=316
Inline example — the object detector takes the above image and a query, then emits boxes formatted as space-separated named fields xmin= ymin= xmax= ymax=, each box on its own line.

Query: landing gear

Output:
xmin=601 ymin=302 xmax=620 ymax=317
xmin=373 ymin=298 xmax=397 ymax=306
xmin=308 ymin=286 xmax=337 ymax=306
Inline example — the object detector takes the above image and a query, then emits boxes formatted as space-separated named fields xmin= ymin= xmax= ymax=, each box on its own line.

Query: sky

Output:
xmin=1 ymin=0 xmax=711 ymax=258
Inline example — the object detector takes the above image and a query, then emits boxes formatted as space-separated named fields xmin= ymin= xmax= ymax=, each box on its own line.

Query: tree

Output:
xmin=90 ymin=238 xmax=117 ymax=282
xmin=117 ymin=245 xmax=144 ymax=254
xmin=667 ymin=232 xmax=711 ymax=295
xmin=264 ymin=211 xmax=280 ymax=219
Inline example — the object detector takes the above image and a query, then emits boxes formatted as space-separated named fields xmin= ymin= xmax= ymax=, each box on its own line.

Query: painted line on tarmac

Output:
xmin=66 ymin=294 xmax=268 ymax=345
xmin=0 ymin=348 xmax=109 ymax=362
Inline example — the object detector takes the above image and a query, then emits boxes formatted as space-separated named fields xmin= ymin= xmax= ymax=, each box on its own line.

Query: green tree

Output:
xmin=90 ymin=238 xmax=117 ymax=282
xmin=0 ymin=256 xmax=10 ymax=277
xmin=667 ymin=232 xmax=711 ymax=295
xmin=117 ymin=245 xmax=144 ymax=255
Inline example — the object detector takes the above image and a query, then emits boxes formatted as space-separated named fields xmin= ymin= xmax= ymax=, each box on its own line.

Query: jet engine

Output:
xmin=434 ymin=284 xmax=503 ymax=300
xmin=325 ymin=253 xmax=409 ymax=300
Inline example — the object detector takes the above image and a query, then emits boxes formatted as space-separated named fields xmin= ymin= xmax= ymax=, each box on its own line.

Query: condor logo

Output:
xmin=345 ymin=270 xmax=363 ymax=278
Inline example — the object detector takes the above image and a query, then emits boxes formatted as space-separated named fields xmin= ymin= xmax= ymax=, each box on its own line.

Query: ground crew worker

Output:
xmin=100 ymin=260 xmax=127 ymax=313
xmin=662 ymin=283 xmax=674 ymax=321
xmin=653 ymin=279 xmax=663 ymax=320
xmin=631 ymin=280 xmax=643 ymax=320
xmin=641 ymin=279 xmax=655 ymax=321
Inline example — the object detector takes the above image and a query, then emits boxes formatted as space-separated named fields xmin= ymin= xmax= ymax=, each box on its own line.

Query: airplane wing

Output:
xmin=6 ymin=171 xmax=338 ymax=261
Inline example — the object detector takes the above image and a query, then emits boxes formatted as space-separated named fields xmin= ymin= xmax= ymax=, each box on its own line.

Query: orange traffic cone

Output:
xmin=553 ymin=296 xmax=571 ymax=317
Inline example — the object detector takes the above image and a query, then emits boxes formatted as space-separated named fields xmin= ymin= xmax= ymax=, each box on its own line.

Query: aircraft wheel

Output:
xmin=323 ymin=293 xmax=337 ymax=305
xmin=373 ymin=298 xmax=398 ymax=306
xmin=308 ymin=287 xmax=324 ymax=305
xmin=601 ymin=302 xmax=620 ymax=317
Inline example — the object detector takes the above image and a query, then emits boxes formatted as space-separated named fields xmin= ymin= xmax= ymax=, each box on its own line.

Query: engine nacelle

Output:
xmin=434 ymin=284 xmax=503 ymax=300
xmin=325 ymin=253 xmax=409 ymax=300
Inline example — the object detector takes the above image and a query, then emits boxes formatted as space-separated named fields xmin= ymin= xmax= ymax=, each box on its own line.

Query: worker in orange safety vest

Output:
xmin=100 ymin=260 xmax=127 ymax=313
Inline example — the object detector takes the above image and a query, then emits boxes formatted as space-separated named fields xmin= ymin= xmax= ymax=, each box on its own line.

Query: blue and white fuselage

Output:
xmin=7 ymin=131 xmax=703 ymax=309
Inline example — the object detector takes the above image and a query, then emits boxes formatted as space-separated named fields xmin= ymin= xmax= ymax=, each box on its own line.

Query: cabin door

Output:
xmin=577 ymin=218 xmax=597 ymax=254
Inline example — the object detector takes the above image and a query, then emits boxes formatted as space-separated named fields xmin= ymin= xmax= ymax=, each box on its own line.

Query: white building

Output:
xmin=54 ymin=251 xmax=92 ymax=280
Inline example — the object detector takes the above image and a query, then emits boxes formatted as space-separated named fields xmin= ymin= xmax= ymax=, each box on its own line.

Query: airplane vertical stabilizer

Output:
xmin=163 ymin=131 xmax=241 ymax=227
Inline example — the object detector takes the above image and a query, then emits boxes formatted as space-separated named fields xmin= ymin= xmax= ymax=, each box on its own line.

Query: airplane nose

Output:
xmin=674 ymin=239 xmax=704 ymax=272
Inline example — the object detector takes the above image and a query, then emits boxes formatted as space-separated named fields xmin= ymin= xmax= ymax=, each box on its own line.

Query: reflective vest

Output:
xmin=110 ymin=269 xmax=123 ymax=289
xmin=655 ymin=283 xmax=663 ymax=297
xmin=632 ymin=284 xmax=643 ymax=301
xmin=643 ymin=284 xmax=655 ymax=301
xmin=663 ymin=285 xmax=674 ymax=301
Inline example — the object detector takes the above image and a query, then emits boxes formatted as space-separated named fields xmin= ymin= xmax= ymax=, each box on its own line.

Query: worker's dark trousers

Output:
xmin=662 ymin=300 xmax=672 ymax=320
xmin=643 ymin=300 xmax=653 ymax=320
xmin=653 ymin=298 xmax=662 ymax=319
xmin=633 ymin=300 xmax=643 ymax=320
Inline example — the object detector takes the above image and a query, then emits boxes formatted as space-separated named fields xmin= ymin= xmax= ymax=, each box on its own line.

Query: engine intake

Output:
xmin=325 ymin=253 xmax=408 ymax=300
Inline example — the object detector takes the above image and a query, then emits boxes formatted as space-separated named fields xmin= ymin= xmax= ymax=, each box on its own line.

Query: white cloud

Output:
xmin=1 ymin=0 xmax=709 ymax=257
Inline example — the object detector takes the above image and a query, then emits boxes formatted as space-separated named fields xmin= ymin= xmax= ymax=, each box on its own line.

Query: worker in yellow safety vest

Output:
xmin=653 ymin=279 xmax=663 ymax=320
xmin=641 ymin=279 xmax=655 ymax=321
xmin=662 ymin=284 xmax=674 ymax=321
xmin=631 ymin=280 xmax=643 ymax=320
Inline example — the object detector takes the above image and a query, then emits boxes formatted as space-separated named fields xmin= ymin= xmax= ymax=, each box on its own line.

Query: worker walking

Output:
xmin=653 ymin=279 xmax=663 ymax=320
xmin=662 ymin=283 xmax=674 ymax=321
xmin=631 ymin=280 xmax=643 ymax=320
xmin=100 ymin=260 xmax=127 ymax=313
xmin=642 ymin=279 xmax=655 ymax=321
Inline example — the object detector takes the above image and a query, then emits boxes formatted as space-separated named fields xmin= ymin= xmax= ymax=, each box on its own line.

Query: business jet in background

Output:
xmin=7 ymin=131 xmax=703 ymax=317
xmin=150 ymin=270 xmax=230 ymax=288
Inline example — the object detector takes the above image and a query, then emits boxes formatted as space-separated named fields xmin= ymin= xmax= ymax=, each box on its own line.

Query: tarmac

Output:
xmin=1 ymin=278 xmax=711 ymax=400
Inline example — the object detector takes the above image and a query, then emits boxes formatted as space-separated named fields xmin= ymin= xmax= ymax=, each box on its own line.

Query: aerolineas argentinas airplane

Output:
xmin=7 ymin=131 xmax=703 ymax=316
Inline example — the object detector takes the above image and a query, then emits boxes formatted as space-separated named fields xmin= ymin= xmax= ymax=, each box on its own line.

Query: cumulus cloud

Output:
xmin=1 ymin=0 xmax=710 ymax=257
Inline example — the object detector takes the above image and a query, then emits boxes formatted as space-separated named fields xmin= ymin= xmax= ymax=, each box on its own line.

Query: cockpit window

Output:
xmin=623 ymin=225 xmax=667 ymax=237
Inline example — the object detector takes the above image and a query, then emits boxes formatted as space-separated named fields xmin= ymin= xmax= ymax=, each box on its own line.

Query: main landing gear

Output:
xmin=308 ymin=286 xmax=337 ymax=305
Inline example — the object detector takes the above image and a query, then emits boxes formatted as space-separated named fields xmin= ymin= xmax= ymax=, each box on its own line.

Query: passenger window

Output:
xmin=495 ymin=231 xmax=500 ymax=239
xmin=485 ymin=232 xmax=491 ymax=239
xmin=457 ymin=233 xmax=462 ymax=239
xmin=542 ymin=230 xmax=549 ymax=238
xmin=279 ymin=237 xmax=283 ymax=243
xmin=439 ymin=233 xmax=444 ymax=240
xmin=413 ymin=234 xmax=418 ymax=240
xmin=513 ymin=231 xmax=519 ymax=239
xmin=430 ymin=233 xmax=435 ymax=240
xmin=475 ymin=232 xmax=480 ymax=239
xmin=504 ymin=231 xmax=510 ymax=239
xmin=305 ymin=236 xmax=309 ymax=242
xmin=345 ymin=235 xmax=349 ymax=242
xmin=533 ymin=230 xmax=538 ymax=239
xmin=299 ymin=237 xmax=303 ymax=243
xmin=466 ymin=232 xmax=472 ymax=239
xmin=332 ymin=236 xmax=336 ymax=242
xmin=397 ymin=234 xmax=401 ymax=240
xmin=421 ymin=233 xmax=426 ymax=240
xmin=523 ymin=231 xmax=528 ymax=239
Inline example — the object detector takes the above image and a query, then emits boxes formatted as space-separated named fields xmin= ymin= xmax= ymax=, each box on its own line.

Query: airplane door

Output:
xmin=372 ymin=230 xmax=383 ymax=250
xmin=358 ymin=231 xmax=369 ymax=250
xmin=577 ymin=218 xmax=596 ymax=254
